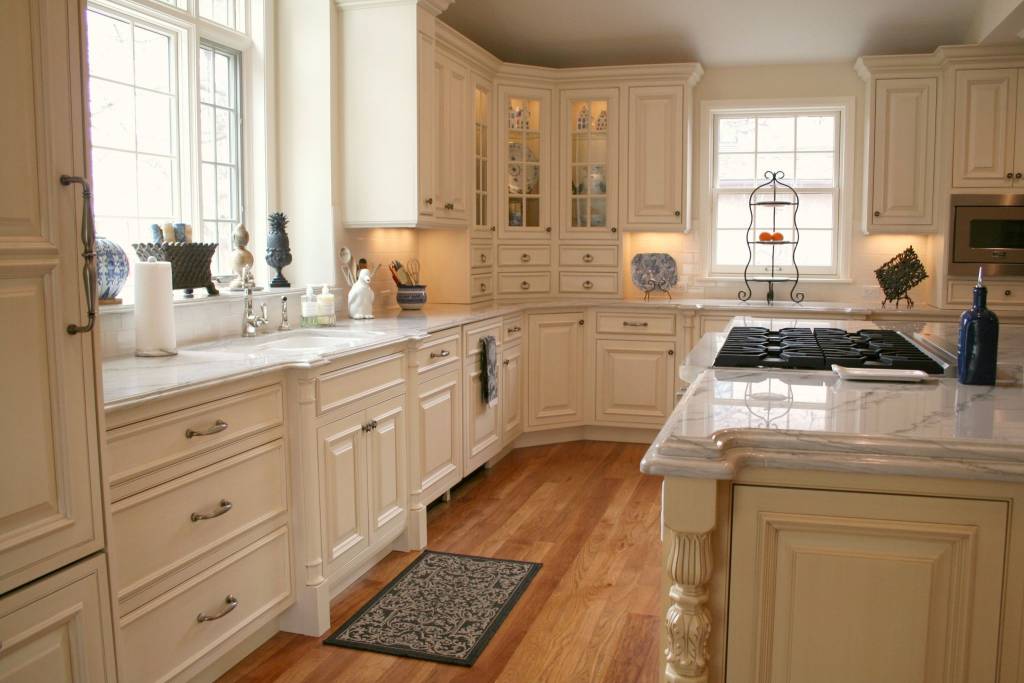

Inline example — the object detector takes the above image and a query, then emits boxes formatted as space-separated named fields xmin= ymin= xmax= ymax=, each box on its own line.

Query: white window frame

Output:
xmin=87 ymin=0 xmax=273 ymax=281
xmin=699 ymin=97 xmax=855 ymax=282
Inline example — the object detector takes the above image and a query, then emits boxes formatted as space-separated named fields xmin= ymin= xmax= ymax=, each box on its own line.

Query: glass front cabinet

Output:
xmin=499 ymin=86 xmax=552 ymax=240
xmin=472 ymin=78 xmax=496 ymax=238
xmin=560 ymin=89 xmax=619 ymax=241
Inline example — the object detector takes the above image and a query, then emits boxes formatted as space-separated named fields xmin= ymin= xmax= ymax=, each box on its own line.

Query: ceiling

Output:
xmin=439 ymin=0 xmax=983 ymax=67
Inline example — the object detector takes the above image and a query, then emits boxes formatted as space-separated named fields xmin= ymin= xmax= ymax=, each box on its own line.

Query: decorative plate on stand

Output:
xmin=631 ymin=253 xmax=678 ymax=299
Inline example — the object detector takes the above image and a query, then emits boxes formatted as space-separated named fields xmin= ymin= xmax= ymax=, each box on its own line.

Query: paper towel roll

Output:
xmin=134 ymin=258 xmax=177 ymax=356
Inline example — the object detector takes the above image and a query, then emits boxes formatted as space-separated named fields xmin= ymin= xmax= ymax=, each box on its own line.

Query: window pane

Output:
xmin=199 ymin=0 xmax=242 ymax=33
xmin=797 ymin=115 xmax=835 ymax=151
xmin=92 ymin=148 xmax=138 ymax=217
xmin=215 ymin=108 xmax=234 ymax=163
xmin=756 ymin=152 xmax=794 ymax=180
xmin=87 ymin=11 xmax=132 ymax=83
xmin=216 ymin=165 xmax=234 ymax=220
xmin=798 ymin=193 xmax=834 ymax=229
xmin=715 ymin=230 xmax=748 ymax=266
xmin=718 ymin=117 xmax=754 ymax=153
xmin=200 ymin=48 xmax=215 ymax=103
xmin=133 ymin=26 xmax=172 ymax=93
xmin=716 ymin=193 xmax=749 ymax=229
xmin=757 ymin=117 xmax=794 ymax=152
xmin=718 ymin=153 xmax=755 ymax=182
xmin=137 ymin=154 xmax=174 ymax=216
xmin=796 ymin=152 xmax=834 ymax=183
xmin=796 ymin=230 xmax=833 ymax=267
xmin=201 ymin=163 xmax=217 ymax=219
xmin=755 ymin=202 xmax=793 ymax=230
xmin=135 ymin=90 xmax=173 ymax=155
xmin=214 ymin=51 xmax=232 ymax=107
xmin=200 ymin=105 xmax=216 ymax=161
xmin=89 ymin=79 xmax=135 ymax=150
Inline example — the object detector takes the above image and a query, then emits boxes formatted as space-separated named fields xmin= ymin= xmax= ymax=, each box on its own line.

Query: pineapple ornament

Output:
xmin=266 ymin=212 xmax=293 ymax=288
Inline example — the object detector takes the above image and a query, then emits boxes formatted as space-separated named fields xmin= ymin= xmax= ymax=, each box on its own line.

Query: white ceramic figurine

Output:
xmin=347 ymin=268 xmax=375 ymax=319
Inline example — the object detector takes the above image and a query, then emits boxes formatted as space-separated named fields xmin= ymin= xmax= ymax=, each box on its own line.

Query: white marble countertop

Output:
xmin=643 ymin=317 xmax=1024 ymax=482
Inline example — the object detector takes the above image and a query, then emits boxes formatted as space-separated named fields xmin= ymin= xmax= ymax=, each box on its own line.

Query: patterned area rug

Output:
xmin=323 ymin=550 xmax=542 ymax=666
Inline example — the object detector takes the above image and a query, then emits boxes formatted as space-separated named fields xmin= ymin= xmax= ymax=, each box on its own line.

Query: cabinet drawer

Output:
xmin=110 ymin=441 xmax=288 ymax=610
xmin=498 ymin=272 xmax=551 ymax=295
xmin=317 ymin=352 xmax=406 ymax=416
xmin=471 ymin=272 xmax=494 ymax=299
xmin=414 ymin=329 xmax=462 ymax=376
xmin=470 ymin=243 xmax=495 ymax=270
xmin=559 ymin=271 xmax=619 ymax=295
xmin=498 ymin=244 xmax=551 ymax=267
xmin=119 ymin=527 xmax=291 ymax=683
xmin=464 ymin=318 xmax=502 ymax=361
xmin=106 ymin=385 xmax=283 ymax=490
xmin=947 ymin=279 xmax=1024 ymax=307
xmin=503 ymin=314 xmax=525 ymax=343
xmin=559 ymin=244 xmax=618 ymax=268
xmin=597 ymin=311 xmax=677 ymax=336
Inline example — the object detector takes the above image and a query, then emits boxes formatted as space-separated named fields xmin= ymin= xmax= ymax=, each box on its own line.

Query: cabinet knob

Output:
xmin=1016 ymin=173 xmax=1022 ymax=180
xmin=674 ymin=210 xmax=681 ymax=217
xmin=873 ymin=210 xmax=881 ymax=217
xmin=425 ymin=197 xmax=433 ymax=206
xmin=578 ymin=319 xmax=584 ymax=326
xmin=1005 ymin=289 xmax=1013 ymax=296
xmin=582 ymin=280 xmax=594 ymax=289
xmin=610 ymin=226 xmax=617 ymax=233
xmin=480 ymin=282 xmax=487 ymax=292
xmin=490 ymin=225 xmax=496 ymax=232
xmin=445 ymin=202 xmax=455 ymax=210
xmin=545 ymin=226 xmax=552 ymax=233
xmin=502 ymin=359 xmax=510 ymax=366
xmin=480 ymin=253 xmax=486 ymax=263
xmin=520 ymin=280 xmax=530 ymax=290
xmin=668 ymin=349 xmax=675 ymax=356
xmin=521 ymin=253 xmax=531 ymax=263
xmin=582 ymin=253 xmax=594 ymax=263
xmin=1008 ymin=173 xmax=1015 ymax=179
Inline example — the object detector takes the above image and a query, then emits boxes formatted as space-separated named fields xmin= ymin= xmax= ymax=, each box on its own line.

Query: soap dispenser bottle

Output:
xmin=957 ymin=267 xmax=999 ymax=385
xmin=300 ymin=286 xmax=318 ymax=328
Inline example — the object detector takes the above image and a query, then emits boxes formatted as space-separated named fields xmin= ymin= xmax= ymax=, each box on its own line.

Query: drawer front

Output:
xmin=110 ymin=441 xmax=288 ymax=607
xmin=106 ymin=385 xmax=283 ymax=489
xmin=498 ymin=272 xmax=552 ymax=295
xmin=471 ymin=272 xmax=494 ymax=299
xmin=597 ymin=311 xmax=677 ymax=336
xmin=947 ymin=279 xmax=1024 ymax=307
xmin=559 ymin=245 xmax=618 ymax=268
xmin=464 ymin=318 xmax=503 ymax=362
xmin=498 ymin=244 xmax=551 ymax=267
xmin=559 ymin=271 xmax=619 ymax=295
xmin=317 ymin=352 xmax=406 ymax=416
xmin=470 ymin=243 xmax=495 ymax=270
xmin=503 ymin=314 xmax=525 ymax=343
xmin=119 ymin=527 xmax=291 ymax=683
xmin=414 ymin=330 xmax=462 ymax=376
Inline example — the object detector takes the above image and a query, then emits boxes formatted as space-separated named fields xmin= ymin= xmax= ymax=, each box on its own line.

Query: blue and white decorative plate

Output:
xmin=630 ymin=252 xmax=678 ymax=292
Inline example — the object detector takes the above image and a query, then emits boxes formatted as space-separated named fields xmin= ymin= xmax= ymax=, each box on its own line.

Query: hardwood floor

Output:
xmin=219 ymin=440 xmax=663 ymax=683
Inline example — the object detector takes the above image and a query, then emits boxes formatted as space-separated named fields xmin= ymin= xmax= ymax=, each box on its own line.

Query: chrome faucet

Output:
xmin=242 ymin=285 xmax=269 ymax=337
xmin=278 ymin=296 xmax=291 ymax=332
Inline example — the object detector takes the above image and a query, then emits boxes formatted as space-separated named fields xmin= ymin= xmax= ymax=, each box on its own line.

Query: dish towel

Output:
xmin=481 ymin=335 xmax=498 ymax=407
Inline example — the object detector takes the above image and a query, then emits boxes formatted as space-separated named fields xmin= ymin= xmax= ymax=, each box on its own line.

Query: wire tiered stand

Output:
xmin=738 ymin=170 xmax=805 ymax=305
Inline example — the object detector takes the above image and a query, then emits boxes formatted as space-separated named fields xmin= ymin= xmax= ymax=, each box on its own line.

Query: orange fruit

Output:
xmin=771 ymin=232 xmax=785 ymax=241
xmin=758 ymin=231 xmax=773 ymax=242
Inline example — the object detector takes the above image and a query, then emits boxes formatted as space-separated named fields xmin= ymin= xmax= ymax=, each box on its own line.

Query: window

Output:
xmin=86 ymin=0 xmax=262 ymax=290
xmin=708 ymin=103 xmax=849 ymax=278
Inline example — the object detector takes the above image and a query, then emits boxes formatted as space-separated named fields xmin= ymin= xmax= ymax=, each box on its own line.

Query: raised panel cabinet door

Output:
xmin=317 ymin=413 xmax=369 ymax=572
xmin=417 ymin=29 xmax=435 ymax=216
xmin=436 ymin=53 xmax=469 ymax=222
xmin=527 ymin=313 xmax=585 ymax=429
xmin=626 ymin=85 xmax=685 ymax=225
xmin=0 ymin=556 xmax=116 ymax=682
xmin=953 ymin=68 xmax=1017 ymax=188
xmin=727 ymin=486 xmax=1007 ymax=683
xmin=594 ymin=339 xmax=674 ymax=426
xmin=0 ymin=0 xmax=104 ymax=595
xmin=415 ymin=371 xmax=462 ymax=505
xmin=560 ymin=88 xmax=620 ymax=240
xmin=500 ymin=343 xmax=523 ymax=444
xmin=871 ymin=78 xmax=936 ymax=227
xmin=464 ymin=354 xmax=501 ymax=474
xmin=366 ymin=395 xmax=407 ymax=543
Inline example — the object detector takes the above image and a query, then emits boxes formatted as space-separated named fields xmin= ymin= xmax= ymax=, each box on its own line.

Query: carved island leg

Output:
xmin=662 ymin=478 xmax=717 ymax=683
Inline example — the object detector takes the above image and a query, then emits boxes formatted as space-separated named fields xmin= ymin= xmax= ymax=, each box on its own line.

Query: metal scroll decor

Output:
xmin=875 ymin=245 xmax=928 ymax=309
xmin=738 ymin=170 xmax=805 ymax=305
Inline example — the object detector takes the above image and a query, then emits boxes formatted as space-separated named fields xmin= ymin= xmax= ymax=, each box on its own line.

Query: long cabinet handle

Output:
xmin=507 ymin=326 xmax=521 ymax=334
xmin=429 ymin=349 xmax=451 ymax=359
xmin=191 ymin=499 xmax=233 ymax=522
xmin=61 ymin=175 xmax=97 ymax=335
xmin=197 ymin=595 xmax=238 ymax=623
xmin=185 ymin=419 xmax=228 ymax=439
xmin=623 ymin=321 xmax=649 ymax=327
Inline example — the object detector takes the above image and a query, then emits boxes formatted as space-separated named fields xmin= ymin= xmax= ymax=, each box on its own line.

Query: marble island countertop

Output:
xmin=642 ymin=318 xmax=1024 ymax=482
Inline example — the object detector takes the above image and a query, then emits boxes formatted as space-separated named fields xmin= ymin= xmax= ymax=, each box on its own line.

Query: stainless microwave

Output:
xmin=950 ymin=194 xmax=1024 ymax=277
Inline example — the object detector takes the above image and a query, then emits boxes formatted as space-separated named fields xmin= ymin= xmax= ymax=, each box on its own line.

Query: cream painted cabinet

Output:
xmin=560 ymin=88 xmax=620 ymax=240
xmin=417 ymin=25 xmax=436 ymax=218
xmin=435 ymin=51 xmax=470 ymax=222
xmin=0 ymin=0 xmax=104 ymax=595
xmin=953 ymin=68 xmax=1024 ymax=188
xmin=472 ymin=76 xmax=496 ymax=238
xmin=414 ymin=370 xmax=463 ymax=504
xmin=626 ymin=85 xmax=686 ymax=227
xmin=727 ymin=485 xmax=1007 ymax=683
xmin=464 ymin=319 xmax=503 ymax=473
xmin=500 ymin=342 xmax=524 ymax=444
xmin=594 ymin=338 xmax=675 ymax=426
xmin=366 ymin=395 xmax=407 ymax=543
xmin=527 ymin=312 xmax=585 ymax=429
xmin=318 ymin=412 xmax=369 ymax=574
xmin=499 ymin=86 xmax=553 ymax=240
xmin=867 ymin=77 xmax=937 ymax=231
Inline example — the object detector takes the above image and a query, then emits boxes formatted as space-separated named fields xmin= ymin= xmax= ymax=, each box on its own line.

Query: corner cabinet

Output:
xmin=527 ymin=312 xmax=586 ymax=429
xmin=499 ymin=86 xmax=553 ymax=240
xmin=625 ymin=85 xmax=688 ymax=228
xmin=560 ymin=89 xmax=620 ymax=240
xmin=952 ymin=67 xmax=1024 ymax=189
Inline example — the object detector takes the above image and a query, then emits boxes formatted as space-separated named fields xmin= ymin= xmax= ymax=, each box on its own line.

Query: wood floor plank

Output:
xmin=217 ymin=441 xmax=662 ymax=683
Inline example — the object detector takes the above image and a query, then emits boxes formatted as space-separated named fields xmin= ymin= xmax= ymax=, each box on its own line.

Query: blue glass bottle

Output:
xmin=957 ymin=268 xmax=999 ymax=385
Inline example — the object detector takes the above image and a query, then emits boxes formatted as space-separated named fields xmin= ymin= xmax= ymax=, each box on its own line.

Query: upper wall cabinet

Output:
xmin=953 ymin=68 xmax=1024 ymax=189
xmin=434 ymin=50 xmax=471 ymax=223
xmin=560 ymin=88 xmax=620 ymax=241
xmin=499 ymin=86 xmax=553 ymax=240
xmin=626 ymin=85 xmax=687 ymax=229
xmin=472 ymin=76 xmax=497 ymax=238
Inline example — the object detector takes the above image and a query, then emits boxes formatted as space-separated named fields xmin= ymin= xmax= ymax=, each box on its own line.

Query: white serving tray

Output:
xmin=831 ymin=364 xmax=933 ymax=383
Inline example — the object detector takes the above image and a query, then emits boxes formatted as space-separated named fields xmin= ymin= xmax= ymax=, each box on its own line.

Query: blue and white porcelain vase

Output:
xmin=96 ymin=236 xmax=130 ymax=302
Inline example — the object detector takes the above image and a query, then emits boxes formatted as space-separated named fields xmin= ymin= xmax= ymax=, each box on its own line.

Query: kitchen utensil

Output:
xmin=338 ymin=247 xmax=355 ymax=286
xmin=406 ymin=258 xmax=421 ymax=285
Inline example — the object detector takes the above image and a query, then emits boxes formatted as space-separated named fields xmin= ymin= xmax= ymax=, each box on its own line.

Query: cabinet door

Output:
xmin=626 ymin=85 xmax=685 ymax=226
xmin=417 ymin=28 xmax=435 ymax=217
xmin=318 ymin=413 xmax=368 ymax=572
xmin=561 ymin=88 xmax=620 ymax=240
xmin=436 ymin=53 xmax=469 ymax=222
xmin=464 ymin=349 xmax=501 ymax=474
xmin=594 ymin=339 xmax=674 ymax=426
xmin=0 ymin=0 xmax=104 ymax=595
xmin=0 ymin=556 xmax=115 ymax=682
xmin=499 ymin=86 xmax=552 ymax=240
xmin=728 ymin=486 xmax=1007 ymax=683
xmin=415 ymin=371 xmax=462 ymax=505
xmin=471 ymin=76 xmax=495 ymax=237
xmin=366 ymin=395 xmax=407 ymax=543
xmin=527 ymin=313 xmax=585 ymax=428
xmin=869 ymin=78 xmax=936 ymax=228
xmin=953 ymin=68 xmax=1017 ymax=188
xmin=500 ymin=343 xmax=523 ymax=444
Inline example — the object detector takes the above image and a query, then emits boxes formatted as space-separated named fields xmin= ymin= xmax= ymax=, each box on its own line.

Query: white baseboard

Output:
xmin=513 ymin=426 xmax=656 ymax=447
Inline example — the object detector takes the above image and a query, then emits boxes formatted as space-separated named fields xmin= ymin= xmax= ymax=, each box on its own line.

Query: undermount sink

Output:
xmin=254 ymin=334 xmax=347 ymax=351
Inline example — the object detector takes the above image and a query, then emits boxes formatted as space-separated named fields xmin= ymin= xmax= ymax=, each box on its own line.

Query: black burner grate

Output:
xmin=713 ymin=327 xmax=945 ymax=374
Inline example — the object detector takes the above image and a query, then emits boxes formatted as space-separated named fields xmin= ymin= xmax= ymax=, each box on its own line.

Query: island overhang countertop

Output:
xmin=641 ymin=317 xmax=1024 ymax=482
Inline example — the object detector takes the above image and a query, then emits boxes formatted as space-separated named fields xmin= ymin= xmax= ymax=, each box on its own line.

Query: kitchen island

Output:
xmin=641 ymin=318 xmax=1024 ymax=683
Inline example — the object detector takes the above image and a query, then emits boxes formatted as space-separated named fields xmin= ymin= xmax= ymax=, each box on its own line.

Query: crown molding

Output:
xmin=334 ymin=0 xmax=452 ymax=15
xmin=495 ymin=61 xmax=703 ymax=87
xmin=856 ymin=43 xmax=1024 ymax=80
xmin=435 ymin=20 xmax=502 ymax=73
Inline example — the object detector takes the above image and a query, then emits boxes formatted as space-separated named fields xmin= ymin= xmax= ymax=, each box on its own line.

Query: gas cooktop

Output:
xmin=713 ymin=327 xmax=946 ymax=374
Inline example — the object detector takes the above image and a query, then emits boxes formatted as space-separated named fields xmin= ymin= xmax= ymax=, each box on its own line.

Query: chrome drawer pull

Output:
xmin=191 ymin=499 xmax=233 ymax=522
xmin=185 ymin=419 xmax=228 ymax=439
xmin=197 ymin=595 xmax=238 ymax=623
xmin=429 ymin=349 xmax=451 ymax=359
xmin=623 ymin=321 xmax=649 ymax=327
xmin=582 ymin=253 xmax=594 ymax=263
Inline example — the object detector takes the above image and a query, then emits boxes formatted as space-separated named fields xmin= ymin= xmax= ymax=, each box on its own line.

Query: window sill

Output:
xmin=697 ymin=275 xmax=854 ymax=284
xmin=98 ymin=285 xmax=321 ymax=315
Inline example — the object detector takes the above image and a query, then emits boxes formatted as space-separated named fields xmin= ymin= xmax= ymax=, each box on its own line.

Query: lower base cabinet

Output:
xmin=527 ymin=312 xmax=586 ymax=429
xmin=464 ymin=319 xmax=503 ymax=474
xmin=727 ymin=485 xmax=1008 ymax=683
xmin=501 ymin=342 xmax=524 ymax=443
xmin=414 ymin=370 xmax=463 ymax=506
xmin=594 ymin=338 xmax=675 ymax=426
xmin=0 ymin=554 xmax=116 ymax=683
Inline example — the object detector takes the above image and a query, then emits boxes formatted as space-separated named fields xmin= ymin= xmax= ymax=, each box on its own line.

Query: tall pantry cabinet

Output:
xmin=0 ymin=0 xmax=116 ymax=679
